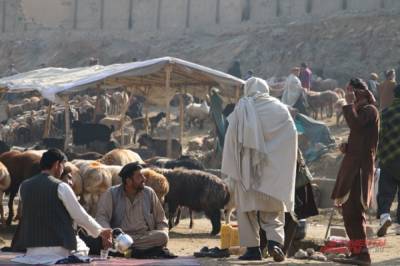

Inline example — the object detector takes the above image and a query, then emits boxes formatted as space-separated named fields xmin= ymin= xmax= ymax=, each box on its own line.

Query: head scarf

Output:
xmin=244 ymin=77 xmax=270 ymax=97
xmin=350 ymin=78 xmax=376 ymax=105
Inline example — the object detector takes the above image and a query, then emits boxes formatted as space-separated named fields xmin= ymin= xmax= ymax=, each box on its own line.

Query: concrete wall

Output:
xmin=1 ymin=0 xmax=400 ymax=34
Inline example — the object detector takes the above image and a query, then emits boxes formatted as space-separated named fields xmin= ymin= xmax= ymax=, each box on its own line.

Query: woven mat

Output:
xmin=0 ymin=252 xmax=199 ymax=266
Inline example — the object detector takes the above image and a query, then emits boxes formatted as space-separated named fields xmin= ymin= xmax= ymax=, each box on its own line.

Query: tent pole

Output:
xmin=64 ymin=97 xmax=71 ymax=151
xmin=144 ymin=87 xmax=149 ymax=134
xmin=120 ymin=87 xmax=135 ymax=146
xmin=43 ymin=102 xmax=53 ymax=138
xmin=165 ymin=66 xmax=172 ymax=158
xmin=92 ymin=84 xmax=101 ymax=123
xmin=179 ymin=88 xmax=184 ymax=145
xmin=235 ymin=85 xmax=241 ymax=102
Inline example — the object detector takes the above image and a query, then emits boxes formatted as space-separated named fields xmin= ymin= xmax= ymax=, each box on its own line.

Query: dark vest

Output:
xmin=15 ymin=173 xmax=77 ymax=250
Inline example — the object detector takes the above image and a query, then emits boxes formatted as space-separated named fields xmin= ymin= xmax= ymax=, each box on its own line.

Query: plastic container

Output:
xmin=230 ymin=226 xmax=239 ymax=247
xmin=220 ymin=224 xmax=232 ymax=249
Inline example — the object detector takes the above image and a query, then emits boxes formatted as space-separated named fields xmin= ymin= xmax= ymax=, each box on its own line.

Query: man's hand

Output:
xmin=99 ymin=228 xmax=113 ymax=249
xmin=345 ymin=85 xmax=356 ymax=104
xmin=339 ymin=143 xmax=347 ymax=154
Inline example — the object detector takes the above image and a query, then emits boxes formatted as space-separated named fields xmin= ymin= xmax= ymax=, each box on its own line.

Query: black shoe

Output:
xmin=332 ymin=252 xmax=371 ymax=265
xmin=238 ymin=247 xmax=262 ymax=261
xmin=193 ymin=246 xmax=210 ymax=257
xmin=268 ymin=245 xmax=285 ymax=262
xmin=267 ymin=241 xmax=285 ymax=262
xmin=208 ymin=248 xmax=230 ymax=258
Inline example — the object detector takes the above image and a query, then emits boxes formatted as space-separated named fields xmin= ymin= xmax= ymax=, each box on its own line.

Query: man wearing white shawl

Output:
xmin=282 ymin=67 xmax=307 ymax=114
xmin=222 ymin=77 xmax=297 ymax=261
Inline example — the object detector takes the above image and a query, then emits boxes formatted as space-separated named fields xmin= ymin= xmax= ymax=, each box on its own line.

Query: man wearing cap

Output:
xmin=95 ymin=162 xmax=176 ymax=259
xmin=282 ymin=67 xmax=308 ymax=114
xmin=299 ymin=63 xmax=312 ymax=91
xmin=378 ymin=69 xmax=397 ymax=110
xmin=331 ymin=79 xmax=379 ymax=265
xmin=12 ymin=149 xmax=113 ymax=264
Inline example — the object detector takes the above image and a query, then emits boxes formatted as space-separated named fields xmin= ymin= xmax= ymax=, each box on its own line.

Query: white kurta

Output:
xmin=12 ymin=182 xmax=102 ymax=265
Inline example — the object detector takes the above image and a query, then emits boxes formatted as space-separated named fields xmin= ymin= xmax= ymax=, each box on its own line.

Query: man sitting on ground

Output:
xmin=94 ymin=162 xmax=176 ymax=259
xmin=12 ymin=149 xmax=112 ymax=265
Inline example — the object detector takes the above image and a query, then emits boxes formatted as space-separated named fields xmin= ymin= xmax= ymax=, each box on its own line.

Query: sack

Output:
xmin=370 ymin=168 xmax=380 ymax=211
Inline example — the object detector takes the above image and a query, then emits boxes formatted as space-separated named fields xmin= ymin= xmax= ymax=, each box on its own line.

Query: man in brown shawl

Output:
xmin=331 ymin=78 xmax=379 ymax=266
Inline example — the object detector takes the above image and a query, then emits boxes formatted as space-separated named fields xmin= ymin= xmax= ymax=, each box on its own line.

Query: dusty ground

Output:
xmin=1 ymin=115 xmax=400 ymax=265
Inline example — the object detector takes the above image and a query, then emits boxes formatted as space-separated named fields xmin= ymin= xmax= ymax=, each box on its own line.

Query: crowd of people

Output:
xmin=3 ymin=60 xmax=400 ymax=266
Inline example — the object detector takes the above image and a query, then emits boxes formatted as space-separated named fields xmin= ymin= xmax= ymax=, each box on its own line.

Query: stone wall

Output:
xmin=1 ymin=0 xmax=399 ymax=34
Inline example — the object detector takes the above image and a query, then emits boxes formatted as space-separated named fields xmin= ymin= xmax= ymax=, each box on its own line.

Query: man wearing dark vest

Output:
xmin=95 ymin=162 xmax=176 ymax=259
xmin=12 ymin=149 xmax=112 ymax=264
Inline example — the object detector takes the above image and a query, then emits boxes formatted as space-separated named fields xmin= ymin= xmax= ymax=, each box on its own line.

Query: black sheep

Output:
xmin=154 ymin=167 xmax=230 ymax=235
xmin=0 ymin=141 xmax=10 ymax=155
xmin=138 ymin=134 xmax=181 ymax=159
xmin=131 ymin=112 xmax=166 ymax=143
xmin=71 ymin=121 xmax=114 ymax=146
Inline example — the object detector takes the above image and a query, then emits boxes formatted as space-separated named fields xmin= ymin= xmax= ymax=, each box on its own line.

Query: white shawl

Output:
xmin=221 ymin=77 xmax=297 ymax=211
xmin=282 ymin=74 xmax=304 ymax=106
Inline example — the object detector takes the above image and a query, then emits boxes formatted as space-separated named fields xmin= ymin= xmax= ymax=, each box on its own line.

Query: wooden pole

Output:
xmin=235 ymin=85 xmax=241 ymax=102
xmin=144 ymin=87 xmax=149 ymax=134
xmin=92 ymin=84 xmax=101 ymax=123
xmin=64 ymin=97 xmax=71 ymax=151
xmin=179 ymin=88 xmax=184 ymax=145
xmin=165 ymin=66 xmax=172 ymax=157
xmin=43 ymin=102 xmax=53 ymax=138
xmin=120 ymin=87 xmax=135 ymax=146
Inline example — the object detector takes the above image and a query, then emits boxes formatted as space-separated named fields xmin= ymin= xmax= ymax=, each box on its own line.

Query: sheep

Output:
xmin=0 ymin=141 xmax=10 ymax=155
xmin=61 ymin=162 xmax=83 ymax=197
xmin=153 ymin=167 xmax=230 ymax=235
xmin=131 ymin=112 xmax=167 ymax=143
xmin=307 ymin=90 xmax=339 ymax=120
xmin=0 ymin=162 xmax=11 ymax=225
xmin=0 ymin=151 xmax=41 ymax=225
xmin=145 ymin=155 xmax=205 ymax=228
xmin=140 ymin=168 xmax=169 ymax=203
xmin=334 ymin=88 xmax=346 ymax=99
xmin=185 ymin=101 xmax=210 ymax=129
xmin=145 ymin=155 xmax=205 ymax=170
xmin=71 ymin=160 xmax=168 ymax=216
xmin=222 ymin=177 xmax=236 ymax=225
xmin=65 ymin=151 xmax=104 ymax=161
xmin=98 ymin=148 xmax=144 ymax=166
xmin=149 ymin=112 xmax=166 ymax=134
xmin=138 ymin=134 xmax=182 ymax=159
xmin=79 ymin=162 xmax=114 ymax=215
xmin=335 ymin=98 xmax=347 ymax=126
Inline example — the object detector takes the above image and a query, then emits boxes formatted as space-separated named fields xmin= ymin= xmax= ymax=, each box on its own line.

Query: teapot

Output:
xmin=108 ymin=228 xmax=134 ymax=253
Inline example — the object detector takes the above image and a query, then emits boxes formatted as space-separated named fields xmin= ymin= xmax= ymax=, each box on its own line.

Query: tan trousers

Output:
xmin=132 ymin=230 xmax=169 ymax=250
xmin=237 ymin=210 xmax=285 ymax=247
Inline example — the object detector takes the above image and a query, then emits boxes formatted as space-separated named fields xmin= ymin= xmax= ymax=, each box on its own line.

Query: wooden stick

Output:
xmin=179 ymin=88 xmax=184 ymax=145
xmin=64 ymin=97 xmax=71 ymax=151
xmin=235 ymin=85 xmax=241 ymax=101
xmin=120 ymin=87 xmax=135 ymax=146
xmin=165 ymin=66 xmax=172 ymax=157
xmin=43 ymin=102 xmax=53 ymax=138
xmin=144 ymin=87 xmax=149 ymax=134
xmin=92 ymin=84 xmax=101 ymax=123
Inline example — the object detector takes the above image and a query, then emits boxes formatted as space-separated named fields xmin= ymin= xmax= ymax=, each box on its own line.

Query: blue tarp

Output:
xmin=295 ymin=114 xmax=336 ymax=162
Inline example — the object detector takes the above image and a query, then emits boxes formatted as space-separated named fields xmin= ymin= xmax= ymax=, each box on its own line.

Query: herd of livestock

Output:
xmin=0 ymin=87 xmax=229 ymax=236
xmin=0 ymin=76 xmax=346 ymax=236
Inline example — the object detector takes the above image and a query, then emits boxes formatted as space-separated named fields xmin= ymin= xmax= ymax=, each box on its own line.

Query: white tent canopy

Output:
xmin=0 ymin=57 xmax=244 ymax=155
xmin=0 ymin=57 xmax=244 ymax=104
